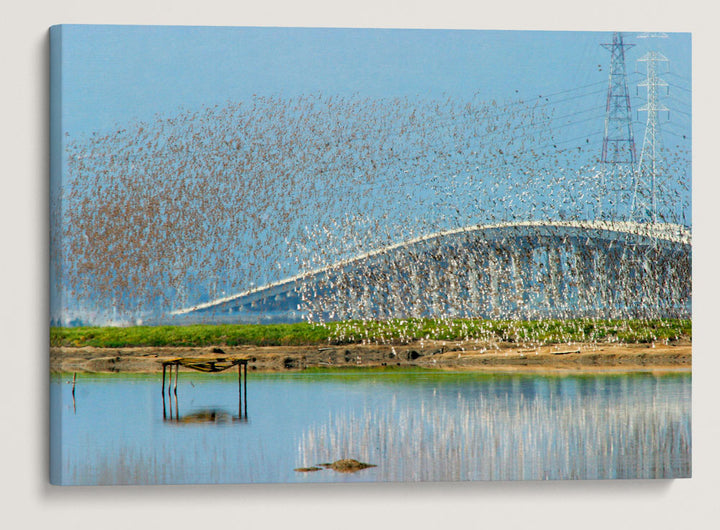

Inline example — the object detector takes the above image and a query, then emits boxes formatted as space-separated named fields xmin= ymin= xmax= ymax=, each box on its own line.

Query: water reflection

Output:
xmin=51 ymin=372 xmax=690 ymax=485
xmin=162 ymin=390 xmax=248 ymax=423
xmin=298 ymin=375 xmax=691 ymax=481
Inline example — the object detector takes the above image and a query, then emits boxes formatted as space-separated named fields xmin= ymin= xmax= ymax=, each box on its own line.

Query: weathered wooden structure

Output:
xmin=160 ymin=357 xmax=248 ymax=421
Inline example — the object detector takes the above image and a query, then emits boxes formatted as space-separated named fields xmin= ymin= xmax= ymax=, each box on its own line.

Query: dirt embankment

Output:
xmin=50 ymin=340 xmax=691 ymax=374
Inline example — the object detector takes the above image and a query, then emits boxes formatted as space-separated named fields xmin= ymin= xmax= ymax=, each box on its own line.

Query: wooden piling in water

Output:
xmin=71 ymin=372 xmax=77 ymax=414
xmin=243 ymin=362 xmax=248 ymax=417
xmin=238 ymin=362 xmax=243 ymax=414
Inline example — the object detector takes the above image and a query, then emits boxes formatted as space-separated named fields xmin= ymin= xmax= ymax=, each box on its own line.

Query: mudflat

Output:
xmin=50 ymin=340 xmax=691 ymax=374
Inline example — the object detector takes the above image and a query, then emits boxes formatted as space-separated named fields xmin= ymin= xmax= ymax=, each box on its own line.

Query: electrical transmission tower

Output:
xmin=600 ymin=32 xmax=637 ymax=220
xmin=631 ymin=50 xmax=669 ymax=224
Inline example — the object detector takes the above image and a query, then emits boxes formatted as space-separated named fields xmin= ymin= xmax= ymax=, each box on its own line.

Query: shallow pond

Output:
xmin=50 ymin=369 xmax=690 ymax=485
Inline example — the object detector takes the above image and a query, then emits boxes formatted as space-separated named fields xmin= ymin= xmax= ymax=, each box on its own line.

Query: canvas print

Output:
xmin=49 ymin=25 xmax=691 ymax=485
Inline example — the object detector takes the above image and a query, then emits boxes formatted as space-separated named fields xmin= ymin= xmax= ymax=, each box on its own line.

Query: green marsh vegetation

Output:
xmin=50 ymin=318 xmax=691 ymax=348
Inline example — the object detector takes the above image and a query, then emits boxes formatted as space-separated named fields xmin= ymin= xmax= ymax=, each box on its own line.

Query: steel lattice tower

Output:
xmin=600 ymin=32 xmax=637 ymax=220
xmin=631 ymin=50 xmax=669 ymax=223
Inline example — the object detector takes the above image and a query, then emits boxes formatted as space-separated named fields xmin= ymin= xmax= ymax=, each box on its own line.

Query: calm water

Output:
xmin=50 ymin=370 xmax=691 ymax=485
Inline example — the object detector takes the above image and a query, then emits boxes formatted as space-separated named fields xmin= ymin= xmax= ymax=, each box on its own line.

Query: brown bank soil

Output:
xmin=50 ymin=340 xmax=691 ymax=374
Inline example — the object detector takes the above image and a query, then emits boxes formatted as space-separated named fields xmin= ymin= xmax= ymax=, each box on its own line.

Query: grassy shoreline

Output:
xmin=50 ymin=318 xmax=691 ymax=349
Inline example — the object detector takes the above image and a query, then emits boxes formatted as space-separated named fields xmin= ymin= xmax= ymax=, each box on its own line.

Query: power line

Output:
xmin=667 ymin=82 xmax=692 ymax=93
xmin=528 ymin=80 xmax=607 ymax=100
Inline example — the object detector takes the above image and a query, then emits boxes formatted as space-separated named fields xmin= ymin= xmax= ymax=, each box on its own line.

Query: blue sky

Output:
xmin=57 ymin=25 xmax=690 ymax=139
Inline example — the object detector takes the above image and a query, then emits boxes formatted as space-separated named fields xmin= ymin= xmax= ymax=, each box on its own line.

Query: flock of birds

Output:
xmin=53 ymin=90 xmax=691 ymax=330
xmin=294 ymin=222 xmax=691 ymax=333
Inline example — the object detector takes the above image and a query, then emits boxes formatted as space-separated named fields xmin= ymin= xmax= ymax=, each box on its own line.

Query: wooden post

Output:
xmin=174 ymin=363 xmax=179 ymax=395
xmin=168 ymin=383 xmax=173 ymax=418
xmin=238 ymin=362 xmax=242 ymax=419
xmin=161 ymin=364 xmax=166 ymax=395
xmin=243 ymin=362 xmax=248 ymax=418
xmin=168 ymin=363 xmax=172 ymax=396
xmin=71 ymin=372 xmax=77 ymax=414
